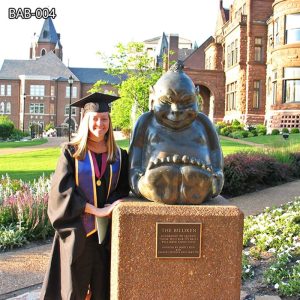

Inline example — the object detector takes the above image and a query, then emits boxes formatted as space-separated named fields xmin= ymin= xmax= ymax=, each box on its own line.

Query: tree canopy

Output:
xmin=93 ymin=42 xmax=163 ymax=131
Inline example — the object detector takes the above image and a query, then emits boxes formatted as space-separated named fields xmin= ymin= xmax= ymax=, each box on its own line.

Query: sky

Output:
xmin=0 ymin=0 xmax=233 ymax=68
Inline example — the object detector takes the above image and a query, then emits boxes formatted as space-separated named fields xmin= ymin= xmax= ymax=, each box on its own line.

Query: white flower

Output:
xmin=274 ymin=283 xmax=279 ymax=289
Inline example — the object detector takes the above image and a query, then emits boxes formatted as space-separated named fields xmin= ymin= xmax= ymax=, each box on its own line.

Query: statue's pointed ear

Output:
xmin=149 ymin=86 xmax=155 ymax=111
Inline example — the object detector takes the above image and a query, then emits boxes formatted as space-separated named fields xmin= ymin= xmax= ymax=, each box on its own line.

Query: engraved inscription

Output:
xmin=156 ymin=223 xmax=202 ymax=258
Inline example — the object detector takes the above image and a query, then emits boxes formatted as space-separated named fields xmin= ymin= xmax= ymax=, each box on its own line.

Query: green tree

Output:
xmin=94 ymin=42 xmax=163 ymax=131
xmin=0 ymin=116 xmax=14 ymax=139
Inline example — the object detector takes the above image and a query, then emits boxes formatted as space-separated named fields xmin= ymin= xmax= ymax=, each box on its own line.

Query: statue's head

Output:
xmin=150 ymin=61 xmax=198 ymax=129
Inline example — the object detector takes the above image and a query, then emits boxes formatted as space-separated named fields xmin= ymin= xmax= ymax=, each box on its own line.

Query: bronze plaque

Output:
xmin=156 ymin=223 xmax=202 ymax=258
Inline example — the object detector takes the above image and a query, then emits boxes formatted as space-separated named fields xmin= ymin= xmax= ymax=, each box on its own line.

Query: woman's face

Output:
xmin=88 ymin=112 xmax=110 ymax=140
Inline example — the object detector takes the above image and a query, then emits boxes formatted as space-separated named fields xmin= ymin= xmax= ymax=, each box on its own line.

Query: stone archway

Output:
xmin=64 ymin=117 xmax=77 ymax=131
xmin=196 ymin=84 xmax=211 ymax=117
xmin=186 ymin=69 xmax=225 ymax=122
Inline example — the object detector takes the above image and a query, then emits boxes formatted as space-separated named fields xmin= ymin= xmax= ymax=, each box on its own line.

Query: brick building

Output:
xmin=152 ymin=0 xmax=300 ymax=129
xmin=0 ymin=18 xmax=120 ymax=134
xmin=266 ymin=0 xmax=300 ymax=130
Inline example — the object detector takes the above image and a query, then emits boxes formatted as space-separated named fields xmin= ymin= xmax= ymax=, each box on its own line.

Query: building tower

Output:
xmin=30 ymin=17 xmax=63 ymax=60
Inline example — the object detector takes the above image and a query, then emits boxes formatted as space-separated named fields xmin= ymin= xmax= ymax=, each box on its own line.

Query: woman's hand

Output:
xmin=85 ymin=200 xmax=123 ymax=218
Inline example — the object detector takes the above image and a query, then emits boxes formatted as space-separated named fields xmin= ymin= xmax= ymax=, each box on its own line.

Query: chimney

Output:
xmin=168 ymin=34 xmax=179 ymax=67
xmin=220 ymin=0 xmax=223 ymax=8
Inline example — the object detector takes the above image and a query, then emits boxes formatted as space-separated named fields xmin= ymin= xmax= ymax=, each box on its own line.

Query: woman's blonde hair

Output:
xmin=69 ymin=112 xmax=118 ymax=162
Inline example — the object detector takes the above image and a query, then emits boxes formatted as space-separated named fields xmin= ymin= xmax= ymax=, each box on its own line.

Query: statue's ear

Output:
xmin=149 ymin=86 xmax=155 ymax=111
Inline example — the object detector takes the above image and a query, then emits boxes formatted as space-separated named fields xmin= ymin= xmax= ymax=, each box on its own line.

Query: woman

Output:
xmin=40 ymin=92 xmax=130 ymax=300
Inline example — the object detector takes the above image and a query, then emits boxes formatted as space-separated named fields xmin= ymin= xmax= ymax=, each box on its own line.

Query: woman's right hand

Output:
xmin=95 ymin=200 xmax=123 ymax=218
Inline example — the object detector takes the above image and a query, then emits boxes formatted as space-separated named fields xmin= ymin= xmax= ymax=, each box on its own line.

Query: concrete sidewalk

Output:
xmin=0 ymin=180 xmax=299 ymax=300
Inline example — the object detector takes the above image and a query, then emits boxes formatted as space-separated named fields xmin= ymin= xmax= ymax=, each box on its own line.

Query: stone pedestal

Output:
xmin=111 ymin=201 xmax=244 ymax=300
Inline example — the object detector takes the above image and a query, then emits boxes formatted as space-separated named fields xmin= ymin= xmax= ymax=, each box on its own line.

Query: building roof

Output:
xmin=69 ymin=67 xmax=126 ymax=84
xmin=38 ymin=17 xmax=60 ymax=44
xmin=144 ymin=35 xmax=193 ymax=46
xmin=0 ymin=52 xmax=77 ymax=80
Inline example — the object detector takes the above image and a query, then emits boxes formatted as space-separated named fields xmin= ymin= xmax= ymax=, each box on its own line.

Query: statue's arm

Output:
xmin=197 ymin=113 xmax=224 ymax=196
xmin=128 ymin=112 xmax=152 ymax=197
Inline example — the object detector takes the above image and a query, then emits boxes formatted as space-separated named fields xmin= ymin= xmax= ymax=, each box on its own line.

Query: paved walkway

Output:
xmin=0 ymin=179 xmax=299 ymax=299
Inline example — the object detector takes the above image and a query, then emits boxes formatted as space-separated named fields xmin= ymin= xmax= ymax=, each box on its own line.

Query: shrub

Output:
xmin=256 ymin=124 xmax=267 ymax=136
xmin=290 ymin=152 xmax=300 ymax=177
xmin=215 ymin=121 xmax=227 ymax=134
xmin=10 ymin=128 xmax=29 ymax=140
xmin=241 ymin=130 xmax=249 ymax=138
xmin=220 ymin=126 xmax=231 ymax=136
xmin=232 ymin=119 xmax=241 ymax=126
xmin=222 ymin=152 xmax=292 ymax=196
xmin=45 ymin=123 xmax=55 ymax=131
xmin=290 ymin=128 xmax=300 ymax=134
xmin=282 ymin=128 xmax=290 ymax=134
xmin=0 ymin=116 xmax=14 ymax=139
xmin=272 ymin=129 xmax=280 ymax=135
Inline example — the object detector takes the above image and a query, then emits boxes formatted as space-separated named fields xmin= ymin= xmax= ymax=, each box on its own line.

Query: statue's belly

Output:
xmin=138 ymin=158 xmax=213 ymax=205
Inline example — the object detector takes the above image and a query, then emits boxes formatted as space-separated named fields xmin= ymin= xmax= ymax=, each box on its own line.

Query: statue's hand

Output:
xmin=212 ymin=170 xmax=224 ymax=197
xmin=130 ymin=169 xmax=145 ymax=197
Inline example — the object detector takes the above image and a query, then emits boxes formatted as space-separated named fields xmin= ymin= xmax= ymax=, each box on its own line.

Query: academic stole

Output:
xmin=75 ymin=148 xmax=122 ymax=236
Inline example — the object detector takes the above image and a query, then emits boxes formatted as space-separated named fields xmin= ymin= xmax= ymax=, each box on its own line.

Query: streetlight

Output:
xmin=68 ymin=75 xmax=74 ymax=141
xmin=23 ymin=93 xmax=26 ymax=132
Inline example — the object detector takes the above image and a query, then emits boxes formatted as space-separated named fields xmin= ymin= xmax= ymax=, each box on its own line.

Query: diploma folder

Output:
xmin=96 ymin=217 xmax=109 ymax=244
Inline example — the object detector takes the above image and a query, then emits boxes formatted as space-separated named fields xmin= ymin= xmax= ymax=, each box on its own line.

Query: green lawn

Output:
xmin=244 ymin=133 xmax=300 ymax=148
xmin=0 ymin=138 xmax=48 ymax=148
xmin=219 ymin=138 xmax=254 ymax=155
xmin=0 ymin=138 xmax=255 ymax=182
xmin=0 ymin=148 xmax=61 ymax=181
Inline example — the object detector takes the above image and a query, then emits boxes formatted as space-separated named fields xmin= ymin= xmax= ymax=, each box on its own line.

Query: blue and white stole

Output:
xmin=75 ymin=148 xmax=122 ymax=236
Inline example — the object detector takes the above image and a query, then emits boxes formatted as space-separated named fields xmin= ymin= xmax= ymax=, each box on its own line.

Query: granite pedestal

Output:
xmin=111 ymin=201 xmax=243 ymax=300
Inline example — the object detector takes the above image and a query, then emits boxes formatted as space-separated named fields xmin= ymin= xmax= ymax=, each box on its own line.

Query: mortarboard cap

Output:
xmin=70 ymin=92 xmax=120 ymax=113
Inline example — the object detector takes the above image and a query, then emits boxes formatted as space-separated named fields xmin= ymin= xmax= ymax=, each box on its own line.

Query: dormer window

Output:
xmin=43 ymin=30 xmax=48 ymax=38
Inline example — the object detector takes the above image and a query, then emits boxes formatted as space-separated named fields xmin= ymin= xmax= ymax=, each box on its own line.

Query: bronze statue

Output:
xmin=129 ymin=62 xmax=224 ymax=204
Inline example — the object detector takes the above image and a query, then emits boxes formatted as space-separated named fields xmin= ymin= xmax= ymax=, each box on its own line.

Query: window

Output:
xmin=234 ymin=39 xmax=239 ymax=64
xmin=254 ymin=37 xmax=263 ymax=62
xmin=283 ymin=67 xmax=300 ymax=103
xmin=30 ymin=85 xmax=45 ymax=96
xmin=285 ymin=14 xmax=300 ymax=44
xmin=274 ymin=18 xmax=279 ymax=45
xmin=0 ymin=101 xmax=11 ymax=114
xmin=272 ymin=71 xmax=277 ymax=105
xmin=66 ymin=86 xmax=77 ymax=98
xmin=253 ymin=81 xmax=261 ymax=108
xmin=0 ymin=102 xmax=4 ymax=113
xmin=226 ymin=82 xmax=237 ymax=110
xmin=0 ymin=85 xmax=5 ymax=96
xmin=227 ymin=45 xmax=231 ymax=67
xmin=51 ymin=86 xmax=55 ymax=97
xmin=6 ymin=85 xmax=11 ymax=96
xmin=30 ymin=103 xmax=44 ymax=114
xmin=6 ymin=102 xmax=11 ymax=114
xmin=231 ymin=42 xmax=235 ymax=66
xmin=64 ymin=105 xmax=76 ymax=116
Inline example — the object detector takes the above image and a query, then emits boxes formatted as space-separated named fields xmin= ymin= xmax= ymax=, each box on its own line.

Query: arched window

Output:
xmin=0 ymin=102 xmax=4 ymax=114
xmin=41 ymin=49 xmax=46 ymax=56
xmin=6 ymin=102 xmax=11 ymax=114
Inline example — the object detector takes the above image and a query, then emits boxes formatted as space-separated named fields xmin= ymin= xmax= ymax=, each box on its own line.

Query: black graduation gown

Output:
xmin=40 ymin=146 xmax=129 ymax=300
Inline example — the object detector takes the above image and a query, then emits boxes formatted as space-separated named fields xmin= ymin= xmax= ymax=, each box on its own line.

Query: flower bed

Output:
xmin=0 ymin=174 xmax=53 ymax=250
xmin=242 ymin=199 xmax=300 ymax=297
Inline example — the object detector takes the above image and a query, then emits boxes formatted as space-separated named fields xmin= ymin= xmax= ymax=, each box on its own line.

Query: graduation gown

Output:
xmin=40 ymin=146 xmax=129 ymax=300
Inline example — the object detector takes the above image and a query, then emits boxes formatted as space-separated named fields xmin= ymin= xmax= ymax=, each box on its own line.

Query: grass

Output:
xmin=0 ymin=139 xmax=130 ymax=182
xmin=219 ymin=137 xmax=254 ymax=155
xmin=244 ymin=133 xmax=300 ymax=148
xmin=0 ymin=138 xmax=48 ymax=148
xmin=0 ymin=148 xmax=61 ymax=182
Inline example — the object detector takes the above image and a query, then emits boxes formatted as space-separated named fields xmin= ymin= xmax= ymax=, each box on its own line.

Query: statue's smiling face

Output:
xmin=153 ymin=89 xmax=198 ymax=129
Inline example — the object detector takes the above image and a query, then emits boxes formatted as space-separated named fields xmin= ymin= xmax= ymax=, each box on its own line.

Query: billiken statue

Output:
xmin=129 ymin=61 xmax=224 ymax=205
